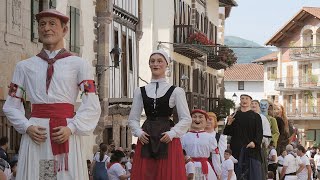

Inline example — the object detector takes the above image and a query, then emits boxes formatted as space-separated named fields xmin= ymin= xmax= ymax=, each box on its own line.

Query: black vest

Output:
xmin=140 ymin=85 xmax=176 ymax=159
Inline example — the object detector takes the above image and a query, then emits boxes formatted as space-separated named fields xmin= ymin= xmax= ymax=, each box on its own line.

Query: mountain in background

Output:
xmin=224 ymin=36 xmax=273 ymax=64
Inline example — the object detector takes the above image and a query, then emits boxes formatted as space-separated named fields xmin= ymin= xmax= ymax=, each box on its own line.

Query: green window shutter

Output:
xmin=31 ymin=0 xmax=39 ymax=42
xmin=75 ymin=8 xmax=80 ymax=53
xmin=306 ymin=130 xmax=315 ymax=141
xmin=69 ymin=6 xmax=80 ymax=53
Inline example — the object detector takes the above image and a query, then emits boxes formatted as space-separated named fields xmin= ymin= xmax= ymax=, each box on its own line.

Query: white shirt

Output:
xmin=208 ymin=131 xmax=227 ymax=176
xmin=128 ymin=78 xmax=192 ymax=140
xmin=181 ymin=131 xmax=217 ymax=158
xmin=185 ymin=161 xmax=195 ymax=179
xmin=306 ymin=150 xmax=311 ymax=158
xmin=260 ymin=114 xmax=272 ymax=146
xmin=297 ymin=154 xmax=310 ymax=180
xmin=93 ymin=152 xmax=110 ymax=163
xmin=108 ymin=163 xmax=126 ymax=180
xmin=314 ymin=154 xmax=320 ymax=168
xmin=3 ymin=52 xmax=101 ymax=135
xmin=283 ymin=153 xmax=302 ymax=174
xmin=221 ymin=159 xmax=236 ymax=180
xmin=268 ymin=148 xmax=278 ymax=164
xmin=278 ymin=155 xmax=285 ymax=165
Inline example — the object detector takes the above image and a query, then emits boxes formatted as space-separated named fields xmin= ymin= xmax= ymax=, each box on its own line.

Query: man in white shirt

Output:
xmin=268 ymin=141 xmax=277 ymax=180
xmin=296 ymin=145 xmax=311 ymax=180
xmin=314 ymin=148 xmax=320 ymax=179
xmin=281 ymin=145 xmax=303 ymax=180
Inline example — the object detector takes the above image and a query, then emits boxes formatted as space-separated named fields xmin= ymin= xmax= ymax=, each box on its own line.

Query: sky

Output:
xmin=225 ymin=0 xmax=320 ymax=46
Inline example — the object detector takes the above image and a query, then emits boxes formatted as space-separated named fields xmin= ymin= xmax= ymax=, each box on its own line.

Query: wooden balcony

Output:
xmin=173 ymin=25 xmax=208 ymax=59
xmin=207 ymin=53 xmax=228 ymax=70
xmin=207 ymin=45 xmax=236 ymax=70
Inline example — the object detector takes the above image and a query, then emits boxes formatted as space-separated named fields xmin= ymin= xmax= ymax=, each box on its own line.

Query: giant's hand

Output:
xmin=51 ymin=126 xmax=72 ymax=144
xmin=160 ymin=133 xmax=172 ymax=144
xmin=246 ymin=141 xmax=255 ymax=148
xmin=139 ymin=132 xmax=150 ymax=145
xmin=26 ymin=125 xmax=47 ymax=144
xmin=227 ymin=115 xmax=235 ymax=125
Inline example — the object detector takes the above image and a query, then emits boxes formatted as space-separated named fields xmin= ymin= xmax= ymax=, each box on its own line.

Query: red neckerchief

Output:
xmin=36 ymin=48 xmax=73 ymax=93
xmin=188 ymin=130 xmax=206 ymax=138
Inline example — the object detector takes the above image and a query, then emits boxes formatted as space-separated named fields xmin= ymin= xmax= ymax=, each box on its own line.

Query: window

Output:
xmin=122 ymin=33 xmax=127 ymax=97
xmin=128 ymin=38 xmax=133 ymax=71
xmin=69 ymin=7 xmax=80 ymax=53
xmin=113 ymin=29 xmax=119 ymax=67
xmin=267 ymin=66 xmax=277 ymax=80
xmin=103 ymin=127 xmax=113 ymax=145
xmin=288 ymin=95 xmax=293 ymax=113
xmin=238 ymin=81 xmax=244 ymax=90
xmin=31 ymin=0 xmax=56 ymax=42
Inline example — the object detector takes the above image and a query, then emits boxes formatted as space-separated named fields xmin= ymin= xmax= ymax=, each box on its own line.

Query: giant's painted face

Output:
xmin=191 ymin=112 xmax=207 ymax=131
xmin=260 ymin=99 xmax=269 ymax=114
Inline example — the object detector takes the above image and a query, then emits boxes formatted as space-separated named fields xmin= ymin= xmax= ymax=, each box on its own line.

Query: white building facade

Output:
xmin=224 ymin=64 xmax=264 ymax=106
xmin=266 ymin=7 xmax=320 ymax=146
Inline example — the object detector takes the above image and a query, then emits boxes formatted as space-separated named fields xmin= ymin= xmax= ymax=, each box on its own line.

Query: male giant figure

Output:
xmin=224 ymin=94 xmax=263 ymax=180
xmin=3 ymin=9 xmax=101 ymax=179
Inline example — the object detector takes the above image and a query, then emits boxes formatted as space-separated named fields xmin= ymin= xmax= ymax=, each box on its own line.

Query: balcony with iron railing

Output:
xmin=286 ymin=106 xmax=320 ymax=120
xmin=289 ymin=46 xmax=320 ymax=60
xmin=274 ymin=75 xmax=320 ymax=91
xmin=173 ymin=25 xmax=237 ymax=69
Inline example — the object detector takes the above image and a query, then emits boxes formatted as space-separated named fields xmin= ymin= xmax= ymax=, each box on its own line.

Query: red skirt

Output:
xmin=131 ymin=138 xmax=187 ymax=180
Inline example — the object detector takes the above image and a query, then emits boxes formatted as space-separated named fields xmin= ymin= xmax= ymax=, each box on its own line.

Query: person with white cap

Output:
xmin=3 ymin=9 xmax=101 ymax=180
xmin=128 ymin=49 xmax=192 ymax=180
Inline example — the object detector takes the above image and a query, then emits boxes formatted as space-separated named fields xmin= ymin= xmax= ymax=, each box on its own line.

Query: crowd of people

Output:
xmin=0 ymin=137 xmax=18 ymax=180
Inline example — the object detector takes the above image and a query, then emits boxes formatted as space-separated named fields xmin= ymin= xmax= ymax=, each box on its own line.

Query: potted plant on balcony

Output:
xmin=186 ymin=32 xmax=214 ymax=45
xmin=311 ymin=74 xmax=318 ymax=85
xmin=219 ymin=46 xmax=237 ymax=67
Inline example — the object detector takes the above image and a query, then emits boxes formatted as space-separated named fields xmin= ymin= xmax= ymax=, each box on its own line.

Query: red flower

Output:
xmin=186 ymin=32 xmax=214 ymax=45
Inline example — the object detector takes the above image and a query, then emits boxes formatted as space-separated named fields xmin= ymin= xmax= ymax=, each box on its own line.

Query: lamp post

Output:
xmin=232 ymin=93 xmax=237 ymax=113
xmin=96 ymin=46 xmax=122 ymax=75
xmin=96 ymin=46 xmax=122 ymax=97
xmin=180 ymin=74 xmax=189 ymax=91
xmin=109 ymin=45 xmax=122 ymax=97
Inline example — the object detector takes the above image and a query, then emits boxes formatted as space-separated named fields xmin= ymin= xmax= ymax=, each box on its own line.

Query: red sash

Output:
xmin=192 ymin=157 xmax=208 ymax=175
xmin=31 ymin=103 xmax=74 ymax=171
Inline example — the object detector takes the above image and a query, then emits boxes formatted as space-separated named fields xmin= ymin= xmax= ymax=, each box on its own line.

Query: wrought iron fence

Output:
xmin=290 ymin=46 xmax=320 ymax=59
xmin=275 ymin=75 xmax=319 ymax=89
xmin=286 ymin=106 xmax=320 ymax=117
